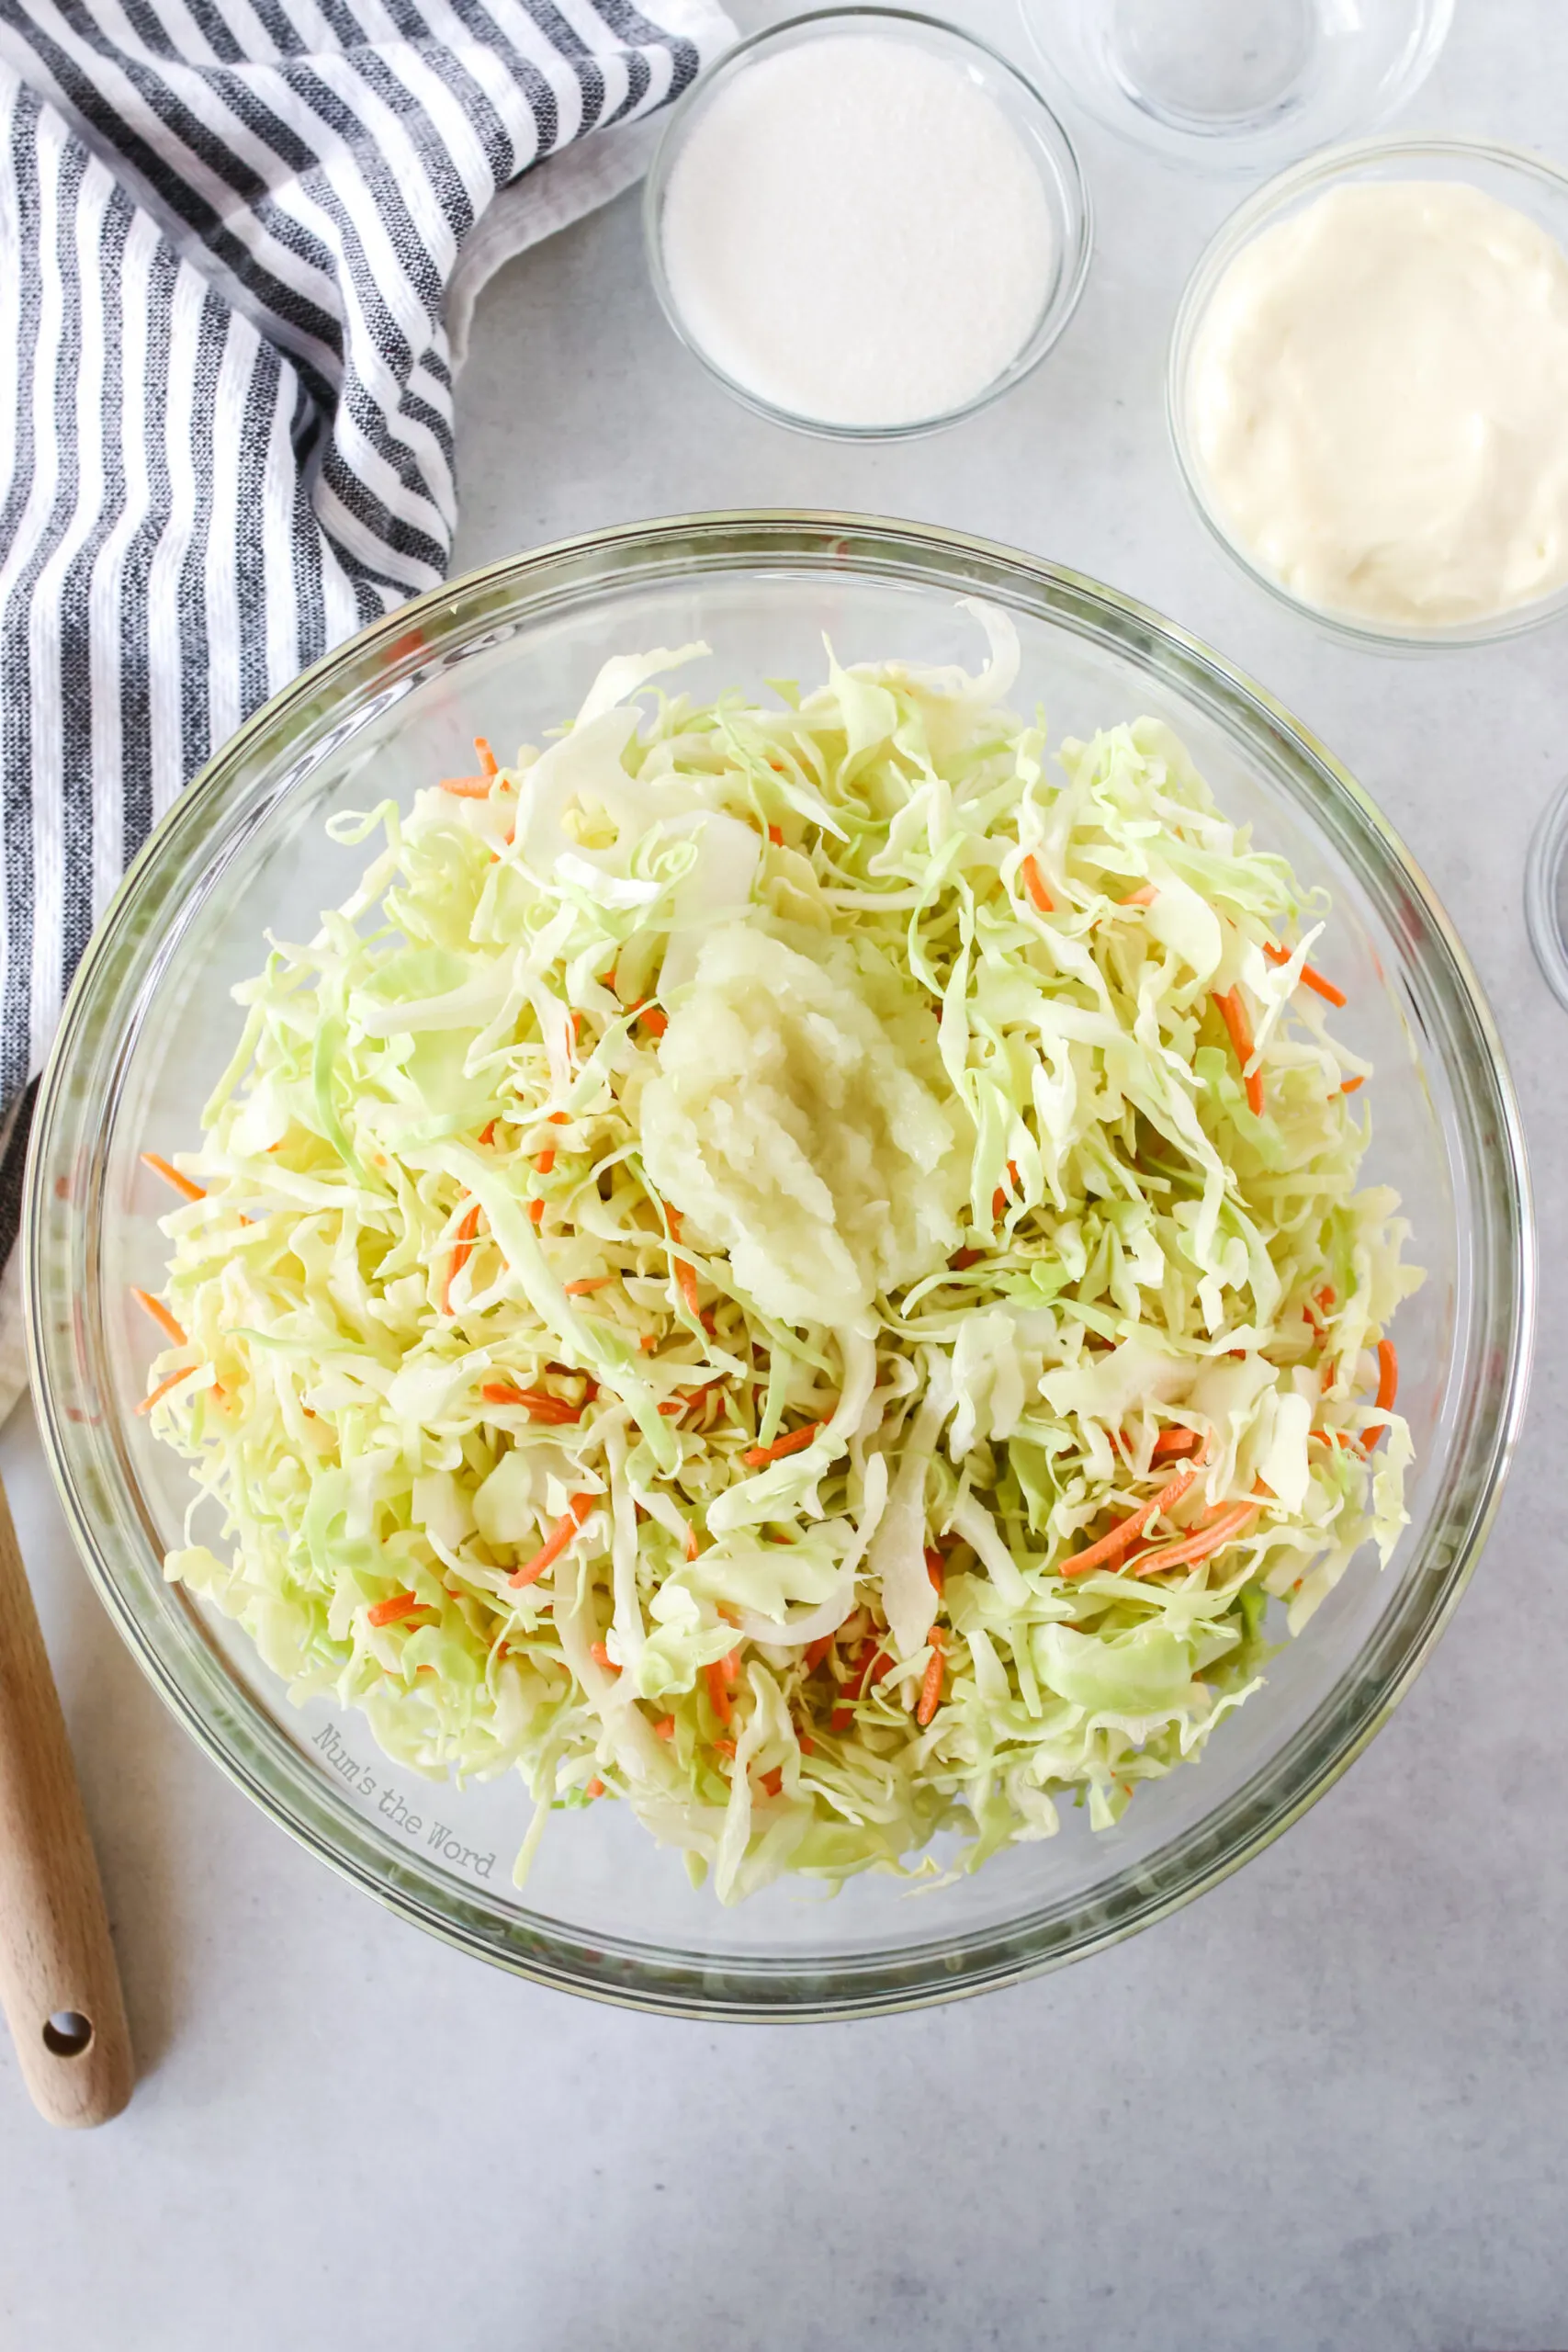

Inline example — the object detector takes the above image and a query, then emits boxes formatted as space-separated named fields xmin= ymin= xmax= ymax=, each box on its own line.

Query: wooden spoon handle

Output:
xmin=0 ymin=1472 xmax=133 ymax=2125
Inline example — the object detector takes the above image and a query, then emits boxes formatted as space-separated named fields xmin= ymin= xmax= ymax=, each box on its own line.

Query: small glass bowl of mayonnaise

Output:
xmin=1168 ymin=136 xmax=1568 ymax=650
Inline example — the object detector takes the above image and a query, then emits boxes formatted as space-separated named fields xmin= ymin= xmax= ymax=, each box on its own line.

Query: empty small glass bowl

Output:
xmin=1168 ymin=136 xmax=1568 ymax=650
xmin=1018 ymin=0 xmax=1451 ymax=176
xmin=643 ymin=8 xmax=1092 ymax=440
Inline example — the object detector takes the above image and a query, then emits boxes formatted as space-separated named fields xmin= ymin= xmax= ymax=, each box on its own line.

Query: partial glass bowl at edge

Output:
xmin=1168 ymin=136 xmax=1568 ymax=650
xmin=26 ymin=514 xmax=1533 ymax=2019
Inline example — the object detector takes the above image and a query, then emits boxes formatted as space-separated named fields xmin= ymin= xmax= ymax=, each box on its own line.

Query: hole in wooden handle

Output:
xmin=42 ymin=2011 xmax=95 ymax=2058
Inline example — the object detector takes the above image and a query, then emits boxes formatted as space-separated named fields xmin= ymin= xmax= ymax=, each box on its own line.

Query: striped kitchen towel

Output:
xmin=0 ymin=0 xmax=731 ymax=1415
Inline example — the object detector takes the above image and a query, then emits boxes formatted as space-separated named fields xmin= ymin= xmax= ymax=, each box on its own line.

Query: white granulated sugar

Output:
xmin=660 ymin=36 xmax=1056 ymax=429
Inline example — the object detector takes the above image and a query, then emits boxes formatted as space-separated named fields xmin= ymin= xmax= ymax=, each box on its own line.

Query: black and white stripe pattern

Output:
xmin=0 ymin=0 xmax=728 ymax=1377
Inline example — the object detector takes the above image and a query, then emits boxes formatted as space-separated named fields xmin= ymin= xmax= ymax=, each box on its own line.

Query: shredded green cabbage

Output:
xmin=143 ymin=605 xmax=1421 ymax=1901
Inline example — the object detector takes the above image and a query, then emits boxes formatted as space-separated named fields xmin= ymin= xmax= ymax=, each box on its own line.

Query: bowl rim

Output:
xmin=1167 ymin=133 xmax=1568 ymax=650
xmin=640 ymin=6 xmax=1094 ymax=443
xmin=23 ymin=508 xmax=1537 ymax=2018
xmin=1525 ymin=774 xmax=1568 ymax=1014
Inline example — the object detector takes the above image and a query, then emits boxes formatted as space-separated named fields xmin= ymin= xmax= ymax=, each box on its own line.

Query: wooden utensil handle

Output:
xmin=0 ymin=1473 xmax=133 ymax=2126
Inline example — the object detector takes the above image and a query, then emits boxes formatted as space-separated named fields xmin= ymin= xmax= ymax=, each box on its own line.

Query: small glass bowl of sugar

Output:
xmin=644 ymin=6 xmax=1093 ymax=440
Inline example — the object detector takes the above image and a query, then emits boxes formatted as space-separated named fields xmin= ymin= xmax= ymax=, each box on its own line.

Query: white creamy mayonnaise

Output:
xmin=1186 ymin=180 xmax=1568 ymax=628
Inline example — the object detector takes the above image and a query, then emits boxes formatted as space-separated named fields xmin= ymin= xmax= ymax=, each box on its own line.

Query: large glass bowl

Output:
xmin=24 ymin=514 xmax=1532 ymax=2019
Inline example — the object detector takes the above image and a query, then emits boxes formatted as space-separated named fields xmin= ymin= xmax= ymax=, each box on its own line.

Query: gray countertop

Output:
xmin=6 ymin=4 xmax=1567 ymax=2345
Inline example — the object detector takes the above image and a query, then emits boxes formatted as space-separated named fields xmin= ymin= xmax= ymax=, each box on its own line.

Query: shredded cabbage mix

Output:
xmin=142 ymin=605 xmax=1420 ymax=1902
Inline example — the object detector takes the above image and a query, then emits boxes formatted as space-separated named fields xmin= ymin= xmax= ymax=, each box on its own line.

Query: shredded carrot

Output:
xmin=675 ymin=1257 xmax=701 ymax=1318
xmin=991 ymin=1158 xmax=1021 ymax=1221
xmin=439 ymin=1201 xmax=481 ymax=1314
xmin=1339 ymin=1074 xmax=1365 ymax=1095
xmin=1060 ymin=1464 xmax=1201 ymax=1577
xmin=1213 ymin=987 xmax=1264 ymax=1116
xmin=478 ymin=1119 xmax=497 ymax=1146
xmin=509 ymin=1493 xmax=593 ymax=1589
xmin=134 ymin=1364 xmax=197 ymax=1416
xmin=705 ymin=1653 xmax=738 ymax=1728
xmin=438 ymin=773 xmax=492 ymax=797
xmin=1128 ymin=1498 xmax=1263 ymax=1577
xmin=527 ymin=1198 xmax=545 ymax=1228
xmin=585 ymin=1777 xmax=605 ymax=1800
xmin=563 ymin=1275 xmax=614 ymax=1295
xmin=481 ymin=1383 xmax=581 ymax=1423
xmin=367 ymin=1589 xmax=423 ymax=1628
xmin=638 ymin=1334 xmax=659 ymax=1353
xmin=635 ymin=1001 xmax=668 ymax=1040
xmin=535 ymin=1146 xmax=555 ymax=1176
xmin=1020 ymin=853 xmax=1054 ymax=913
xmin=1264 ymin=941 xmax=1348 ymax=1008
xmin=804 ymin=1634 xmax=835 ymax=1672
xmin=1183 ymin=1498 xmax=1229 ymax=1531
xmin=767 ymin=823 xmax=784 ymax=846
xmin=682 ymin=1522 xmax=700 ymax=1564
xmin=925 ymin=1546 xmax=945 ymax=1595
xmin=665 ymin=1206 xmax=682 ymax=1242
xmin=1301 ymin=966 xmax=1348 ymax=1008
xmin=1118 ymin=883 xmax=1157 ymax=908
xmin=830 ymin=1642 xmax=889 ymax=1732
xmin=141 ymin=1150 xmax=206 ymax=1203
xmin=950 ymin=1247 xmax=984 ymax=1272
xmin=741 ymin=1419 xmax=822 ymax=1469
xmin=589 ymin=1640 xmax=619 ymax=1675
xmin=713 ymin=1739 xmax=737 ymax=1762
xmin=917 ymin=1630 xmax=945 ymax=1726
xmin=796 ymin=1730 xmax=817 ymax=1756
xmin=1375 ymin=1338 xmax=1399 ymax=1414
xmin=760 ymin=1766 xmax=784 ymax=1798
xmin=475 ymin=736 xmax=498 ymax=778
xmin=131 ymin=1287 xmax=186 ymax=1347
xmin=1150 ymin=1427 xmax=1203 ymax=1461
xmin=653 ymin=1715 xmax=675 ymax=1740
